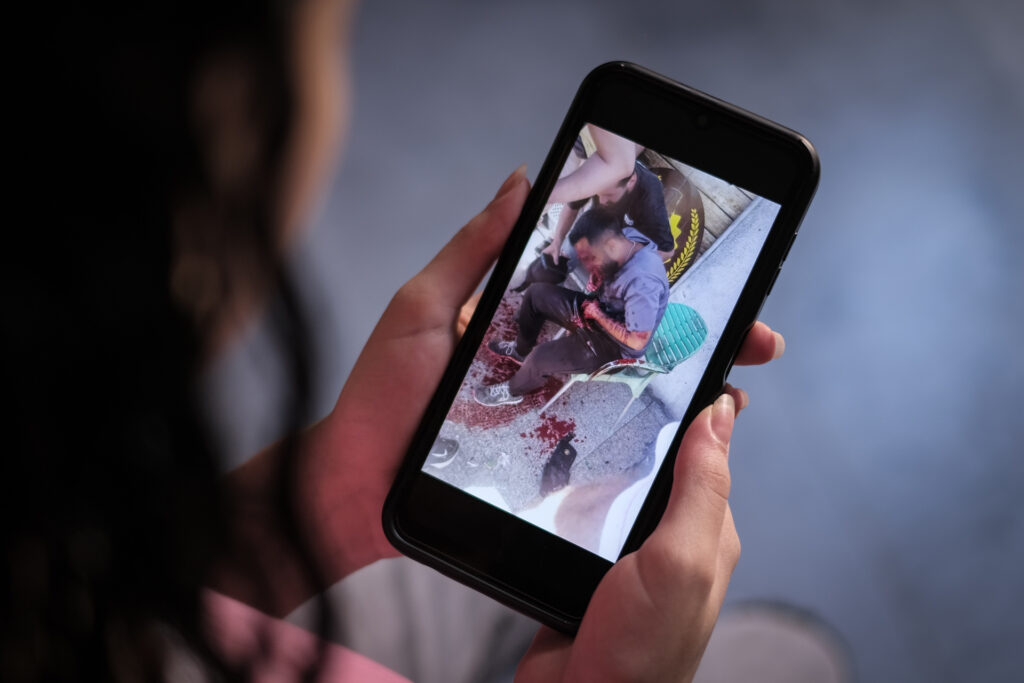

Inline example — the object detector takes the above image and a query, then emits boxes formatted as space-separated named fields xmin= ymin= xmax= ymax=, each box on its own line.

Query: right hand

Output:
xmin=515 ymin=324 xmax=784 ymax=683
xmin=542 ymin=239 xmax=562 ymax=265
xmin=517 ymin=395 xmax=740 ymax=683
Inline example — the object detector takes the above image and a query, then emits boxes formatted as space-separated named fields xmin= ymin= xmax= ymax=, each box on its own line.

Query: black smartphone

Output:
xmin=383 ymin=62 xmax=819 ymax=633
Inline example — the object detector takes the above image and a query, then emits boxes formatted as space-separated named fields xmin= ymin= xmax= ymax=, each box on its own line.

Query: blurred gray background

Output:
xmin=204 ymin=0 xmax=1024 ymax=681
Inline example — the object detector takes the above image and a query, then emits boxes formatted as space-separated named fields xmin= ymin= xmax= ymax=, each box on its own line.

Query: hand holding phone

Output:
xmin=217 ymin=63 xmax=799 ymax=682
xmin=213 ymin=167 xmax=532 ymax=617
xmin=517 ymin=391 xmax=745 ymax=682
xmin=383 ymin=63 xmax=817 ymax=632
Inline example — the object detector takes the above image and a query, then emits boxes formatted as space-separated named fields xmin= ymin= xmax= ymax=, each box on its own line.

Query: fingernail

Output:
xmin=494 ymin=164 xmax=527 ymax=200
xmin=711 ymin=393 xmax=735 ymax=445
xmin=772 ymin=332 xmax=786 ymax=360
xmin=723 ymin=383 xmax=749 ymax=414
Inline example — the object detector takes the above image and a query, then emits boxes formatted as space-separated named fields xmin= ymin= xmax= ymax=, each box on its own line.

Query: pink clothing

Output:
xmin=203 ymin=590 xmax=409 ymax=682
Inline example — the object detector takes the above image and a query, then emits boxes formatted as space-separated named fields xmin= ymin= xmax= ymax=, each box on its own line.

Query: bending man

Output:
xmin=544 ymin=126 xmax=675 ymax=265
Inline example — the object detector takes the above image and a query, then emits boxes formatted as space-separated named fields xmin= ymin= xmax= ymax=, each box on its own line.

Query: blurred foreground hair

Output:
xmin=4 ymin=2 xmax=328 ymax=680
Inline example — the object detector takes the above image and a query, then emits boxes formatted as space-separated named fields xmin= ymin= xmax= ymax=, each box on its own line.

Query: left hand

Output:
xmin=581 ymin=298 xmax=602 ymax=321
xmin=314 ymin=165 xmax=531 ymax=574
xmin=218 ymin=166 xmax=531 ymax=616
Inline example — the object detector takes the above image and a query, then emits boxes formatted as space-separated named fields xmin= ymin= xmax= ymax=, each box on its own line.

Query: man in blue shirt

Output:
xmin=476 ymin=207 xmax=669 ymax=406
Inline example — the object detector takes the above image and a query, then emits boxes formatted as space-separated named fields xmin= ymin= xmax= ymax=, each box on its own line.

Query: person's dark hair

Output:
xmin=569 ymin=206 xmax=624 ymax=246
xmin=5 ymin=2 xmax=329 ymax=680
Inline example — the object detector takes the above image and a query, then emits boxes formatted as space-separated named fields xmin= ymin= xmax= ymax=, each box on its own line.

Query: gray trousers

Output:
xmin=508 ymin=283 xmax=623 ymax=395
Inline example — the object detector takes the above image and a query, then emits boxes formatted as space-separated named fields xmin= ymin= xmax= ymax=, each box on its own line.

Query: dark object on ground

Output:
xmin=540 ymin=433 xmax=578 ymax=496
xmin=511 ymin=252 xmax=569 ymax=292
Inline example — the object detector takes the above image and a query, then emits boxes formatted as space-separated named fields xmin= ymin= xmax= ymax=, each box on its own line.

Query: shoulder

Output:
xmin=630 ymin=166 xmax=668 ymax=217
xmin=622 ymin=226 xmax=649 ymax=243
xmin=634 ymin=160 xmax=653 ymax=179
xmin=634 ymin=162 xmax=662 ymax=191
xmin=624 ymin=255 xmax=668 ymax=293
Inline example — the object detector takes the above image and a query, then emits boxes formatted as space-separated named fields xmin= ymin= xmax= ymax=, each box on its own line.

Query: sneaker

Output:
xmin=474 ymin=382 xmax=524 ymax=407
xmin=427 ymin=437 xmax=459 ymax=469
xmin=488 ymin=339 xmax=525 ymax=364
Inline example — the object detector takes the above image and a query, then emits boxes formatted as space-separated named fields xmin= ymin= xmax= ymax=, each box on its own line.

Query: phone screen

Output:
xmin=421 ymin=123 xmax=781 ymax=562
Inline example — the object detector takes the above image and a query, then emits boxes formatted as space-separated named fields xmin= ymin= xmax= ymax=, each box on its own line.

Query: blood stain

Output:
xmin=527 ymin=415 xmax=577 ymax=450
xmin=445 ymin=293 xmax=572 ymax=430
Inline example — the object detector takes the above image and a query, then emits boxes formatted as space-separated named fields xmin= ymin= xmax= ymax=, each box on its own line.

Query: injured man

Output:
xmin=476 ymin=206 xmax=670 ymax=407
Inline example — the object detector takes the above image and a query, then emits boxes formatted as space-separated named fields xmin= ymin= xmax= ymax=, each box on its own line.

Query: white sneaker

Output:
xmin=473 ymin=382 xmax=524 ymax=407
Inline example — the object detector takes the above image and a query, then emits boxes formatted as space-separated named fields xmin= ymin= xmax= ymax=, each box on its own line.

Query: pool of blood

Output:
xmin=446 ymin=297 xmax=571 ymax=431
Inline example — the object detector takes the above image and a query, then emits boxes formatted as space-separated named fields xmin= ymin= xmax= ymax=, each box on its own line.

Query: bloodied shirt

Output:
xmin=598 ymin=228 xmax=670 ymax=357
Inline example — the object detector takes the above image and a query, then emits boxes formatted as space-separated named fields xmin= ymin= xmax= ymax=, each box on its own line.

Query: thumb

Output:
xmin=415 ymin=165 xmax=529 ymax=308
xmin=647 ymin=394 xmax=735 ymax=566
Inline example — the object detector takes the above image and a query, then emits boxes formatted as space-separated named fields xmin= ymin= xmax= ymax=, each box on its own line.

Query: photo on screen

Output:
xmin=422 ymin=124 xmax=781 ymax=561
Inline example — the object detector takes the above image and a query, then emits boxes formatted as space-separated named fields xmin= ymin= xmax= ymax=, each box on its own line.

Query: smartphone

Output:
xmin=383 ymin=62 xmax=819 ymax=633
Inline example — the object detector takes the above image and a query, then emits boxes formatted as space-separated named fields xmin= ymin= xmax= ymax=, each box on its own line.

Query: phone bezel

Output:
xmin=382 ymin=61 xmax=820 ymax=633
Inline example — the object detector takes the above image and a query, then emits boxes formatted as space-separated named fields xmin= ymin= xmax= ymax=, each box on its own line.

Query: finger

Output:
xmin=733 ymin=321 xmax=785 ymax=366
xmin=456 ymin=291 xmax=482 ymax=337
xmin=415 ymin=165 xmax=530 ymax=308
xmin=722 ymin=383 xmax=749 ymax=414
xmin=647 ymin=394 xmax=735 ymax=574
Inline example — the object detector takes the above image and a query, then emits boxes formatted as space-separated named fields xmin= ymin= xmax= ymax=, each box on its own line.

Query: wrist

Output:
xmin=210 ymin=412 xmax=392 ymax=617
xmin=302 ymin=411 xmax=396 ymax=576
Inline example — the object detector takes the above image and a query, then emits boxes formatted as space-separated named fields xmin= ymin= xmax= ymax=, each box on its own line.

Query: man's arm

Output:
xmin=547 ymin=125 xmax=640 ymax=205
xmin=541 ymin=204 xmax=580 ymax=265
xmin=583 ymin=270 xmax=668 ymax=352
xmin=581 ymin=299 xmax=651 ymax=351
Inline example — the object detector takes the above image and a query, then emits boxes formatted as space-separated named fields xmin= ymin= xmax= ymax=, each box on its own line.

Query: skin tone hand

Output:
xmin=541 ymin=239 xmax=562 ymax=265
xmin=516 ymin=329 xmax=783 ymax=683
xmin=214 ymin=166 xmax=531 ymax=616
xmin=542 ymin=204 xmax=581 ymax=267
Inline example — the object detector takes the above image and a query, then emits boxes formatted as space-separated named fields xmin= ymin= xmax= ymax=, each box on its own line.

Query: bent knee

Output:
xmin=523 ymin=281 xmax=560 ymax=302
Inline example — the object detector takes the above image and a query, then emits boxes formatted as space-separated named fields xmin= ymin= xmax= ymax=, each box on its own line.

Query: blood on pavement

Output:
xmin=526 ymin=415 xmax=577 ymax=450
xmin=447 ymin=295 xmax=569 ymax=430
